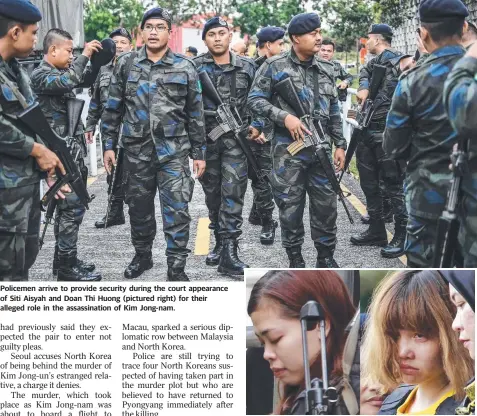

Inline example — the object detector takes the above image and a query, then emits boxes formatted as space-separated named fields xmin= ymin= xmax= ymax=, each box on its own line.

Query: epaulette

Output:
xmin=192 ymin=52 xmax=208 ymax=64
xmin=174 ymin=52 xmax=195 ymax=65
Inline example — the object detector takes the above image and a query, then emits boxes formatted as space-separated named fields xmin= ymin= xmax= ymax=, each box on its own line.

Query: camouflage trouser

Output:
xmin=271 ymin=141 xmax=337 ymax=257
xmin=124 ymin=151 xmax=194 ymax=268
xmin=405 ymin=214 xmax=437 ymax=267
xmin=248 ymin=140 xmax=274 ymax=216
xmin=356 ymin=131 xmax=408 ymax=226
xmin=199 ymin=139 xmax=248 ymax=238
xmin=54 ymin=158 xmax=87 ymax=259
xmin=459 ymin=180 xmax=477 ymax=267
xmin=0 ymin=183 xmax=41 ymax=281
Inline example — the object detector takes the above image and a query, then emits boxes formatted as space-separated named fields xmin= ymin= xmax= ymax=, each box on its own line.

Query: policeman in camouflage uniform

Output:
xmin=0 ymin=0 xmax=66 ymax=281
xmin=102 ymin=8 xmax=206 ymax=281
xmin=247 ymin=27 xmax=285 ymax=245
xmin=319 ymin=38 xmax=354 ymax=94
xmin=85 ymin=27 xmax=133 ymax=229
xmin=444 ymin=18 xmax=477 ymax=267
xmin=350 ymin=24 xmax=408 ymax=259
xmin=193 ymin=17 xmax=255 ymax=276
xmin=31 ymin=29 xmax=102 ymax=281
xmin=248 ymin=13 xmax=346 ymax=268
xmin=384 ymin=0 xmax=468 ymax=267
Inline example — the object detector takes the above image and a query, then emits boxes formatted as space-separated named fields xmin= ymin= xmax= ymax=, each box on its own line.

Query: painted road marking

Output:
xmin=195 ymin=217 xmax=211 ymax=255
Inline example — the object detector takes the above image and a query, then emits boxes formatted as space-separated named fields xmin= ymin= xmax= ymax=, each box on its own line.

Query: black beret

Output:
xmin=141 ymin=7 xmax=172 ymax=29
xmin=419 ymin=0 xmax=468 ymax=22
xmin=0 ymin=0 xmax=42 ymax=23
xmin=368 ymin=23 xmax=393 ymax=37
xmin=440 ymin=270 xmax=475 ymax=312
xmin=109 ymin=27 xmax=132 ymax=42
xmin=288 ymin=13 xmax=321 ymax=36
xmin=202 ymin=17 xmax=229 ymax=40
xmin=257 ymin=26 xmax=285 ymax=43
xmin=185 ymin=46 xmax=197 ymax=54
xmin=91 ymin=38 xmax=116 ymax=70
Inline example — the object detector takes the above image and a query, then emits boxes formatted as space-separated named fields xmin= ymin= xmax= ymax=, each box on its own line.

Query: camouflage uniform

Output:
xmin=444 ymin=54 xmax=477 ymax=267
xmin=0 ymin=57 xmax=42 ymax=281
xmin=193 ymin=52 xmax=255 ymax=239
xmin=248 ymin=55 xmax=275 ymax=223
xmin=357 ymin=48 xmax=408 ymax=229
xmin=247 ymin=48 xmax=346 ymax=259
xmin=86 ymin=62 xmax=125 ymax=216
xmin=101 ymin=47 xmax=205 ymax=269
xmin=384 ymin=45 xmax=466 ymax=267
xmin=331 ymin=60 xmax=353 ymax=86
xmin=31 ymin=56 xmax=91 ymax=264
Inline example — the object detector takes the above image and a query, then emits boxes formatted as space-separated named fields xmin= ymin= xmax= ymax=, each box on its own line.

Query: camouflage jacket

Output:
xmin=85 ymin=61 xmax=114 ymax=133
xmin=247 ymin=47 xmax=346 ymax=150
xmin=101 ymin=47 xmax=206 ymax=162
xmin=383 ymin=44 xmax=466 ymax=219
xmin=358 ymin=47 xmax=404 ymax=121
xmin=0 ymin=57 xmax=42 ymax=188
xmin=331 ymin=60 xmax=353 ymax=85
xmin=193 ymin=51 xmax=256 ymax=147
xmin=31 ymin=55 xmax=92 ymax=139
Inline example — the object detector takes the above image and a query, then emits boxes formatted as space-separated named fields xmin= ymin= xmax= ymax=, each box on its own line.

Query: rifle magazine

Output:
xmin=208 ymin=124 xmax=227 ymax=142
xmin=287 ymin=140 xmax=305 ymax=156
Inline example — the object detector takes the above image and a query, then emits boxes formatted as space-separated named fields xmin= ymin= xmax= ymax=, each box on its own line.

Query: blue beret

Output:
xmin=141 ymin=7 xmax=172 ymax=29
xmin=202 ymin=17 xmax=229 ymax=40
xmin=109 ymin=27 xmax=132 ymax=42
xmin=368 ymin=23 xmax=393 ymax=37
xmin=257 ymin=26 xmax=285 ymax=43
xmin=419 ymin=0 xmax=468 ymax=22
xmin=186 ymin=46 xmax=197 ymax=54
xmin=0 ymin=0 xmax=42 ymax=23
xmin=288 ymin=13 xmax=321 ymax=36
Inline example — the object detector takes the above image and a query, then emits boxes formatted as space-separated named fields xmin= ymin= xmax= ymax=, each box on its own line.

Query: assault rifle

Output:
xmin=199 ymin=70 xmax=269 ymax=185
xmin=274 ymin=77 xmax=354 ymax=224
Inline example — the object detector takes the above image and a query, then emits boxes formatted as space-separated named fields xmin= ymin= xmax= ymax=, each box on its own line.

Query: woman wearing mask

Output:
xmin=361 ymin=270 xmax=474 ymax=415
xmin=248 ymin=269 xmax=357 ymax=415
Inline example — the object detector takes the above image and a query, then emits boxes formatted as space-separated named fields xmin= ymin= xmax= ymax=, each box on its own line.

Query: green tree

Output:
xmin=316 ymin=0 xmax=373 ymax=51
xmin=233 ymin=0 xmax=305 ymax=36
xmin=84 ymin=0 xmax=145 ymax=41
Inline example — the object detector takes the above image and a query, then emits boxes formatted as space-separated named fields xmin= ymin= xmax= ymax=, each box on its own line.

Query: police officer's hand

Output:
xmin=254 ymin=133 xmax=267 ymax=144
xmin=46 ymin=176 xmax=71 ymax=200
xmin=31 ymin=143 xmax=66 ymax=177
xmin=85 ymin=131 xmax=94 ymax=145
xmin=248 ymin=126 xmax=260 ymax=140
xmin=356 ymin=89 xmax=369 ymax=105
xmin=104 ymin=150 xmax=116 ymax=175
xmin=334 ymin=148 xmax=345 ymax=172
xmin=82 ymin=40 xmax=103 ymax=59
xmin=284 ymin=114 xmax=311 ymax=141
xmin=338 ymin=81 xmax=348 ymax=90
xmin=193 ymin=160 xmax=206 ymax=178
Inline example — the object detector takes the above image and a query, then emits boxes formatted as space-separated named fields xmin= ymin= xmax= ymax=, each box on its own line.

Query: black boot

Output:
xmin=95 ymin=199 xmax=125 ymax=228
xmin=218 ymin=239 xmax=249 ymax=276
xmin=383 ymin=199 xmax=394 ymax=224
xmin=316 ymin=257 xmax=339 ymax=268
xmin=124 ymin=252 xmax=153 ymax=279
xmin=248 ymin=204 xmax=262 ymax=226
xmin=286 ymin=247 xmax=305 ymax=268
xmin=381 ymin=224 xmax=406 ymax=258
xmin=57 ymin=256 xmax=102 ymax=282
xmin=260 ymin=216 xmax=278 ymax=245
xmin=350 ymin=220 xmax=388 ymax=246
xmin=206 ymin=231 xmax=223 ymax=266
xmin=167 ymin=265 xmax=190 ymax=282
xmin=77 ymin=258 xmax=96 ymax=272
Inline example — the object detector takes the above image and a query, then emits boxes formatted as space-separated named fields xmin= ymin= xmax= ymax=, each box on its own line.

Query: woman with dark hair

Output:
xmin=248 ymin=270 xmax=357 ymax=415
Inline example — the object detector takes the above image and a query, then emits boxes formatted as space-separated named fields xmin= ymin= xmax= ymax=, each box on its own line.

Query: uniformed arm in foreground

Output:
xmin=383 ymin=76 xmax=414 ymax=159
xmin=184 ymin=64 xmax=207 ymax=161
xmin=444 ymin=45 xmax=477 ymax=136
